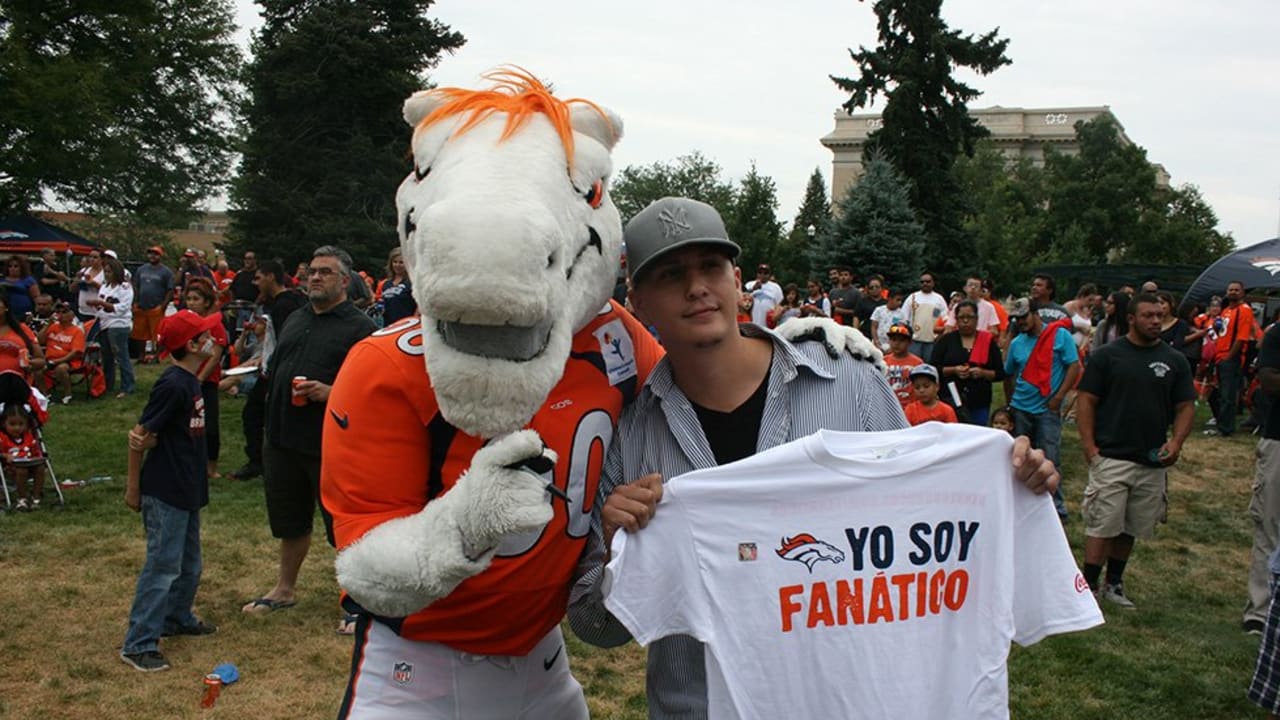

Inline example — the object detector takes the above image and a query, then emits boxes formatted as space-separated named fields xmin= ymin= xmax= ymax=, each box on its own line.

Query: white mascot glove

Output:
xmin=774 ymin=317 xmax=887 ymax=374
xmin=335 ymin=430 xmax=556 ymax=618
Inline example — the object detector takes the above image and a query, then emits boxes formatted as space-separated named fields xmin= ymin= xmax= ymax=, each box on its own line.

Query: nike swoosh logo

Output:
xmin=329 ymin=410 xmax=349 ymax=429
xmin=543 ymin=645 xmax=562 ymax=671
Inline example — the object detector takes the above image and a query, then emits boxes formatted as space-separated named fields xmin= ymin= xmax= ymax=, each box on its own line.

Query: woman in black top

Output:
xmin=1157 ymin=291 xmax=1205 ymax=366
xmin=930 ymin=300 xmax=1005 ymax=425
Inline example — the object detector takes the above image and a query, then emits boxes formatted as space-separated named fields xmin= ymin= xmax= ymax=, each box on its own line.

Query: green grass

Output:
xmin=0 ymin=369 xmax=1267 ymax=718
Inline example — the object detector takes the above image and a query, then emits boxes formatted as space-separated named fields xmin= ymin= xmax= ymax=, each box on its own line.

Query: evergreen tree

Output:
xmin=609 ymin=152 xmax=736 ymax=224
xmin=813 ymin=153 xmax=926 ymax=289
xmin=831 ymin=0 xmax=1010 ymax=286
xmin=228 ymin=0 xmax=463 ymax=270
xmin=727 ymin=163 xmax=784 ymax=278
xmin=773 ymin=168 xmax=832 ymax=284
xmin=0 ymin=0 xmax=242 ymax=225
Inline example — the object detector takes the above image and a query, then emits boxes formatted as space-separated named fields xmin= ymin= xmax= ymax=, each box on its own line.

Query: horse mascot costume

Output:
xmin=321 ymin=69 xmax=882 ymax=719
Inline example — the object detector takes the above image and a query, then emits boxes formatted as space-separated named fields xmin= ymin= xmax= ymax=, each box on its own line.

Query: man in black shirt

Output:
xmin=242 ymin=246 xmax=375 ymax=618
xmin=1076 ymin=292 xmax=1194 ymax=609
xmin=1244 ymin=320 xmax=1280 ymax=634
xmin=230 ymin=260 xmax=305 ymax=481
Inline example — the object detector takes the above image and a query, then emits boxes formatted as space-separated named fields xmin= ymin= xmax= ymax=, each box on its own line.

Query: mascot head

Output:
xmin=396 ymin=69 xmax=624 ymax=438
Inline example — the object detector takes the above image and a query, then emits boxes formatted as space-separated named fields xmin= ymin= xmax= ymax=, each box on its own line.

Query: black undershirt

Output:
xmin=690 ymin=372 xmax=770 ymax=466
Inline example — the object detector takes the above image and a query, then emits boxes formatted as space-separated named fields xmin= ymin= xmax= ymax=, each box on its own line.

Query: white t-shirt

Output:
xmin=945 ymin=298 xmax=1001 ymax=334
xmin=605 ymin=424 xmax=1102 ymax=720
xmin=746 ymin=279 xmax=783 ymax=327
xmin=904 ymin=290 xmax=948 ymax=342
xmin=870 ymin=304 xmax=908 ymax=349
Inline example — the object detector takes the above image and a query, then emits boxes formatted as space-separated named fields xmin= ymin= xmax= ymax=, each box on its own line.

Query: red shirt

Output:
xmin=0 ymin=324 xmax=37 ymax=375
xmin=322 ymin=301 xmax=664 ymax=655
xmin=0 ymin=429 xmax=41 ymax=460
xmin=904 ymin=400 xmax=958 ymax=426
xmin=885 ymin=353 xmax=923 ymax=409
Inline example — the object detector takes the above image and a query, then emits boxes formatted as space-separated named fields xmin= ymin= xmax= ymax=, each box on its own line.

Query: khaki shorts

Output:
xmin=1082 ymin=455 xmax=1167 ymax=539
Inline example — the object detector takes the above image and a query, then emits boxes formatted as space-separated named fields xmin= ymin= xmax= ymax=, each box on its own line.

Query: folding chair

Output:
xmin=0 ymin=371 xmax=63 ymax=511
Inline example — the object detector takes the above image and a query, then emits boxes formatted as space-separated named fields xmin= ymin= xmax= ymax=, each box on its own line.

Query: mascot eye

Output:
xmin=583 ymin=179 xmax=604 ymax=209
xmin=415 ymin=165 xmax=431 ymax=182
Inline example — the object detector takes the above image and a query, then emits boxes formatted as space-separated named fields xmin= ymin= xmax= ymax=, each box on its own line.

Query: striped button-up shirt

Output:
xmin=568 ymin=323 xmax=906 ymax=719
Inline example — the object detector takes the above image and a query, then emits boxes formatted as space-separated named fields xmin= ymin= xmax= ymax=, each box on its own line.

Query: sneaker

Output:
xmin=1245 ymin=619 xmax=1266 ymax=636
xmin=162 ymin=620 xmax=218 ymax=637
xmin=120 ymin=650 xmax=171 ymax=672
xmin=1100 ymin=582 xmax=1137 ymax=610
xmin=14 ymin=498 xmax=29 ymax=512
xmin=1206 ymin=417 xmax=1217 ymax=426
xmin=1202 ymin=428 xmax=1221 ymax=436
xmin=60 ymin=395 xmax=72 ymax=406
xmin=29 ymin=498 xmax=40 ymax=511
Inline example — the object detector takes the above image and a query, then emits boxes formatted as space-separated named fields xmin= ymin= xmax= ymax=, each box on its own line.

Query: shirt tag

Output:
xmin=872 ymin=446 xmax=900 ymax=460
xmin=593 ymin=319 xmax=637 ymax=386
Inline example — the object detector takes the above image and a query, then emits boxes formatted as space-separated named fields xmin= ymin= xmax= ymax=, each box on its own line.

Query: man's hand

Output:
xmin=296 ymin=379 xmax=332 ymax=404
xmin=602 ymin=473 xmax=664 ymax=553
xmin=124 ymin=487 xmax=141 ymax=512
xmin=1157 ymin=440 xmax=1182 ymax=467
xmin=1047 ymin=396 xmax=1063 ymax=413
xmin=1081 ymin=443 xmax=1099 ymax=465
xmin=1011 ymin=435 xmax=1058 ymax=495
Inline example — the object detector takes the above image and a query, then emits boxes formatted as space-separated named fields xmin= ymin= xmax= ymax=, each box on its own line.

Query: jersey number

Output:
xmin=495 ymin=409 xmax=613 ymax=557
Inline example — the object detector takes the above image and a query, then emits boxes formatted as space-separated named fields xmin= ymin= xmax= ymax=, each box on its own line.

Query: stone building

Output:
xmin=819 ymin=105 xmax=1169 ymax=203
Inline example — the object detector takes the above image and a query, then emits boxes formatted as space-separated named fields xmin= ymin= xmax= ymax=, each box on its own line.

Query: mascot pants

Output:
xmin=338 ymin=619 xmax=588 ymax=720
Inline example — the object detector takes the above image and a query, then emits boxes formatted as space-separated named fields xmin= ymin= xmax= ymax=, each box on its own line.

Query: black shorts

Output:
xmin=262 ymin=444 xmax=333 ymax=545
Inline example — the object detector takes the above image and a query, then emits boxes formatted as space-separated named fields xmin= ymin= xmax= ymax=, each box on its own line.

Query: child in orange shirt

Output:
xmin=904 ymin=364 xmax=958 ymax=426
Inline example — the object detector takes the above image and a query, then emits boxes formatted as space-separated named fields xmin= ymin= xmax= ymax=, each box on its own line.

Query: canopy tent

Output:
xmin=0 ymin=214 xmax=101 ymax=256
xmin=1183 ymin=238 xmax=1280 ymax=308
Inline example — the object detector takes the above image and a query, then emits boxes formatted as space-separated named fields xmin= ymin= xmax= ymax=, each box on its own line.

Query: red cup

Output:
xmin=291 ymin=376 xmax=308 ymax=406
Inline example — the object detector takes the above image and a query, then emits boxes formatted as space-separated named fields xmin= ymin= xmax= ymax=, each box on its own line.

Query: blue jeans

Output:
xmin=1012 ymin=407 xmax=1066 ymax=517
xmin=909 ymin=341 xmax=935 ymax=362
xmin=101 ymin=326 xmax=134 ymax=394
xmin=1217 ymin=357 xmax=1242 ymax=436
xmin=122 ymin=495 xmax=203 ymax=654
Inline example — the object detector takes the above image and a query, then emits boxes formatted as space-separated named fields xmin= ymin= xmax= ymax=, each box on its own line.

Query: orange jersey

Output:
xmin=45 ymin=323 xmax=85 ymax=366
xmin=322 ymin=301 xmax=663 ymax=655
xmin=904 ymin=400 xmax=958 ymax=425
xmin=1214 ymin=303 xmax=1256 ymax=361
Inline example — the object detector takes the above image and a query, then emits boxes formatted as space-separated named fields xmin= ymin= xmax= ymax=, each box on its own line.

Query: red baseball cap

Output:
xmin=157 ymin=310 xmax=222 ymax=353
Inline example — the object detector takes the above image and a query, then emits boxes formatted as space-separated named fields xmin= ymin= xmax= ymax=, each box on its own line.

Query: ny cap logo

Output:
xmin=657 ymin=206 xmax=692 ymax=239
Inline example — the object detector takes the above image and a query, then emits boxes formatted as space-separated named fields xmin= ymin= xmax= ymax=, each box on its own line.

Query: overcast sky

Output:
xmin=234 ymin=0 xmax=1280 ymax=246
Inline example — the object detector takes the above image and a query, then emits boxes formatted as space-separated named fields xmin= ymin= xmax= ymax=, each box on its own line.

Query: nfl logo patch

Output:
xmin=392 ymin=661 xmax=413 ymax=684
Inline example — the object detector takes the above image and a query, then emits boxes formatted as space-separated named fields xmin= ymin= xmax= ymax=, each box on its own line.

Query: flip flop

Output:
xmin=242 ymin=597 xmax=296 ymax=614
xmin=336 ymin=613 xmax=359 ymax=636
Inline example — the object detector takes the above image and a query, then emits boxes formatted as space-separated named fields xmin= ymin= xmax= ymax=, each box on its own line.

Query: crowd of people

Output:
xmin=9 ymin=223 xmax=1277 ymax=715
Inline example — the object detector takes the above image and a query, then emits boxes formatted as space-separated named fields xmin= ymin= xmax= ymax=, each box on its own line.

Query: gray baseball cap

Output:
xmin=1007 ymin=297 xmax=1033 ymax=319
xmin=624 ymin=197 xmax=740 ymax=283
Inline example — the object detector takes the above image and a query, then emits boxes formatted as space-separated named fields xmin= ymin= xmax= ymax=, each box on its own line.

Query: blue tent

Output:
xmin=1183 ymin=238 xmax=1280 ymax=308
xmin=0 ymin=214 xmax=101 ymax=255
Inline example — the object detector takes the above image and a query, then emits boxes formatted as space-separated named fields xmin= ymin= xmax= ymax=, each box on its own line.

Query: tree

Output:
xmin=1131 ymin=184 xmax=1234 ymax=266
xmin=609 ymin=151 xmax=736 ymax=225
xmin=1041 ymin=115 xmax=1159 ymax=265
xmin=831 ymin=0 xmax=1010 ymax=286
xmin=726 ymin=163 xmax=784 ymax=277
xmin=812 ymin=153 xmax=926 ymax=289
xmin=227 ymin=0 xmax=463 ymax=270
xmin=952 ymin=143 xmax=1047 ymax=294
xmin=0 ymin=0 xmax=243 ymax=225
xmin=773 ymin=168 xmax=832 ymax=283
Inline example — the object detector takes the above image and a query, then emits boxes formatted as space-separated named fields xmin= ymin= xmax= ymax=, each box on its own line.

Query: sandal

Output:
xmin=242 ymin=597 xmax=297 ymax=614
xmin=336 ymin=613 xmax=359 ymax=636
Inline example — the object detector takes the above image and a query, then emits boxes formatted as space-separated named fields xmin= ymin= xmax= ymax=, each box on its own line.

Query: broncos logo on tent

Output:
xmin=775 ymin=533 xmax=846 ymax=572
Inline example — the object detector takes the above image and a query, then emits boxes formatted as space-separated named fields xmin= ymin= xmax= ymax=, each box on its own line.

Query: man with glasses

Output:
xmin=242 ymin=246 xmax=375 ymax=627
xmin=945 ymin=276 xmax=1000 ymax=335
xmin=855 ymin=274 xmax=886 ymax=337
xmin=904 ymin=271 xmax=948 ymax=359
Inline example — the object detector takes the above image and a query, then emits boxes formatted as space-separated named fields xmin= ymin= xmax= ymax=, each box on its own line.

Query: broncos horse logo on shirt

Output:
xmin=776 ymin=533 xmax=846 ymax=572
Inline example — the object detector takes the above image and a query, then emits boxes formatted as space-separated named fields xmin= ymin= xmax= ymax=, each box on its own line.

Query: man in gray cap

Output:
xmin=568 ymin=198 xmax=1058 ymax=719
